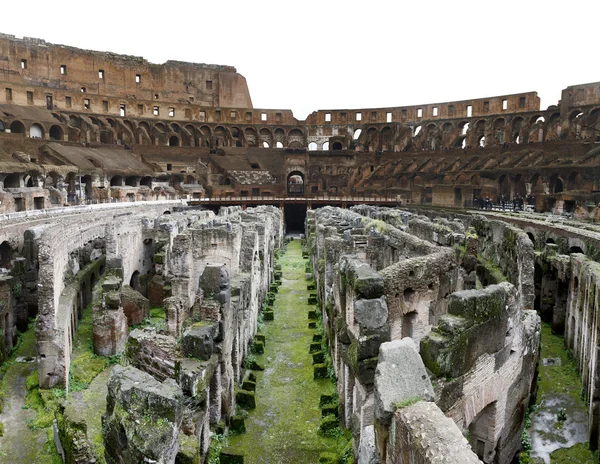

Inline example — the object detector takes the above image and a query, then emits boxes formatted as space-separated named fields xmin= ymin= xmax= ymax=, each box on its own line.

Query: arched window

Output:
xmin=287 ymin=171 xmax=304 ymax=195
xmin=49 ymin=125 xmax=63 ymax=141
xmin=30 ymin=123 xmax=44 ymax=138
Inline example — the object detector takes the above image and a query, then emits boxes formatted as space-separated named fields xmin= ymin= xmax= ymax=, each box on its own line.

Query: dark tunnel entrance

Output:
xmin=284 ymin=204 xmax=307 ymax=234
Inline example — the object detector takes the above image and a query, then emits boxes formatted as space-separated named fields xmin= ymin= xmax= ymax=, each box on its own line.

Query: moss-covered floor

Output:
xmin=0 ymin=323 xmax=60 ymax=462
xmin=527 ymin=323 xmax=594 ymax=463
xmin=224 ymin=239 xmax=347 ymax=463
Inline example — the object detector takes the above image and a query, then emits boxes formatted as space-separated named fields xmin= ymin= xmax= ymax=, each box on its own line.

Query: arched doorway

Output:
xmin=287 ymin=171 xmax=304 ymax=195
xmin=130 ymin=271 xmax=141 ymax=293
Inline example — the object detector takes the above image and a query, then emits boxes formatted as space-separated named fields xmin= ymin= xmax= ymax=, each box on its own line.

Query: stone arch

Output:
xmin=110 ymin=175 xmax=123 ymax=187
xmin=125 ymin=176 xmax=138 ymax=187
xmin=513 ymin=174 xmax=526 ymax=198
xmin=287 ymin=170 xmax=304 ymax=195
xmin=511 ymin=116 xmax=524 ymax=143
xmin=244 ymin=127 xmax=258 ymax=147
xmin=0 ymin=241 xmax=13 ymax=269
xmin=549 ymin=173 xmax=563 ymax=194
xmin=27 ymin=123 xmax=43 ymax=138
xmin=130 ymin=270 xmax=141 ymax=293
xmin=468 ymin=401 xmax=498 ymax=462
xmin=287 ymin=128 xmax=305 ymax=147
xmin=10 ymin=120 xmax=26 ymax=134
xmin=498 ymin=174 xmax=510 ymax=198
xmin=49 ymin=125 xmax=64 ymax=141
xmin=3 ymin=173 xmax=21 ymax=188
xmin=168 ymin=135 xmax=180 ymax=147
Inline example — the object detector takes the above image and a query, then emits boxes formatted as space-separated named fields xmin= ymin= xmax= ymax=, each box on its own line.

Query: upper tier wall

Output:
xmin=0 ymin=33 xmax=253 ymax=109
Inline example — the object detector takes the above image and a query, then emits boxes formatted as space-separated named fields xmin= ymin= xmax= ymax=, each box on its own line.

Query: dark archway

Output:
xmin=49 ymin=125 xmax=63 ymax=141
xmin=169 ymin=135 xmax=180 ymax=147
xmin=130 ymin=271 xmax=141 ymax=293
xmin=287 ymin=171 xmax=304 ymax=195
xmin=332 ymin=141 xmax=343 ymax=150
xmin=0 ymin=241 xmax=13 ymax=269
xmin=110 ymin=176 xmax=123 ymax=187
xmin=10 ymin=120 xmax=25 ymax=134
xmin=284 ymin=204 xmax=307 ymax=234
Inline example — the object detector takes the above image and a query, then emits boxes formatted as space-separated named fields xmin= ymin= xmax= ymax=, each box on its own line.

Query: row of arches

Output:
xmin=61 ymin=113 xmax=310 ymax=149
xmin=2 ymin=170 xmax=199 ymax=193
xmin=0 ymin=119 xmax=64 ymax=140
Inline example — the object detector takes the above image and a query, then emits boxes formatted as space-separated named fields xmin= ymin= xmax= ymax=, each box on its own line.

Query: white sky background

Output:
xmin=3 ymin=0 xmax=599 ymax=120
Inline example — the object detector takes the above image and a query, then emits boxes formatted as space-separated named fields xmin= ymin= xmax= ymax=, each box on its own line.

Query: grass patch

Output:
xmin=537 ymin=323 xmax=583 ymax=403
xmin=70 ymin=305 xmax=109 ymax=390
xmin=549 ymin=442 xmax=596 ymax=463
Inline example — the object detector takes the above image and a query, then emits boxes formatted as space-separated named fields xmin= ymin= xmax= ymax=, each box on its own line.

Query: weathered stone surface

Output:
xmin=358 ymin=425 xmax=379 ymax=464
xmin=126 ymin=328 xmax=179 ymax=381
xmin=386 ymin=401 xmax=481 ymax=464
xmin=182 ymin=322 xmax=220 ymax=361
xmin=177 ymin=356 xmax=218 ymax=398
xmin=102 ymin=365 xmax=184 ymax=464
xmin=121 ymin=284 xmax=150 ymax=326
xmin=374 ymin=339 xmax=434 ymax=424
xmin=93 ymin=307 xmax=128 ymax=356
xmin=354 ymin=297 xmax=388 ymax=331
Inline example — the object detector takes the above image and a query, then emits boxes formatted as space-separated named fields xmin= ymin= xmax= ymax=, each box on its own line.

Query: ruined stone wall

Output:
xmin=308 ymin=205 xmax=543 ymax=464
xmin=0 ymin=33 xmax=253 ymax=110
xmin=307 ymin=206 xmax=463 ymax=461
xmin=420 ymin=284 xmax=540 ymax=463
xmin=565 ymin=254 xmax=600 ymax=449
xmin=100 ymin=206 xmax=282 ymax=462
xmin=33 ymin=204 xmax=176 ymax=388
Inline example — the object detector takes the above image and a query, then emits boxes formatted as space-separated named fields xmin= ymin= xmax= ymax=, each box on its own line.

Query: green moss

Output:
xmin=394 ymin=396 xmax=422 ymax=410
xmin=537 ymin=323 xmax=584 ymax=403
xmin=70 ymin=305 xmax=109 ymax=389
xmin=549 ymin=442 xmax=596 ymax=463
xmin=224 ymin=240 xmax=348 ymax=463
xmin=478 ymin=253 xmax=507 ymax=283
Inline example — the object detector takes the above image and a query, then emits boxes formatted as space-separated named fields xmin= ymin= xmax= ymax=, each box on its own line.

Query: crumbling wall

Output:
xmin=565 ymin=253 xmax=600 ymax=449
xmin=420 ymin=284 xmax=540 ymax=463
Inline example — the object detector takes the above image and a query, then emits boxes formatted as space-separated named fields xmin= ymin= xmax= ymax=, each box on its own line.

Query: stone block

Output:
xmin=314 ymin=363 xmax=328 ymax=379
xmin=308 ymin=309 xmax=318 ymax=320
xmin=319 ymin=394 xmax=336 ymax=407
xmin=321 ymin=403 xmax=339 ymax=418
xmin=263 ymin=310 xmax=274 ymax=321
xmin=309 ymin=342 xmax=322 ymax=353
xmin=220 ymin=453 xmax=244 ymax=464
xmin=319 ymin=452 xmax=337 ymax=463
xmin=182 ymin=322 xmax=220 ymax=361
xmin=374 ymin=339 xmax=434 ymax=425
xmin=177 ymin=356 xmax=217 ymax=398
xmin=104 ymin=290 xmax=121 ymax=309
xmin=93 ymin=307 xmax=128 ymax=356
xmin=312 ymin=351 xmax=325 ymax=364
xmin=121 ymin=284 xmax=150 ymax=326
xmin=230 ymin=415 xmax=246 ymax=433
xmin=250 ymin=340 xmax=264 ymax=354
xmin=241 ymin=380 xmax=256 ymax=392
xmin=236 ymin=390 xmax=256 ymax=409
xmin=319 ymin=415 xmax=339 ymax=433
xmin=354 ymin=297 xmax=388 ymax=332
xmin=102 ymin=365 xmax=183 ymax=464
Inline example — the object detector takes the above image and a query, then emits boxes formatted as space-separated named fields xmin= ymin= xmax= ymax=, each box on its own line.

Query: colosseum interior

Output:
xmin=0 ymin=32 xmax=599 ymax=463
